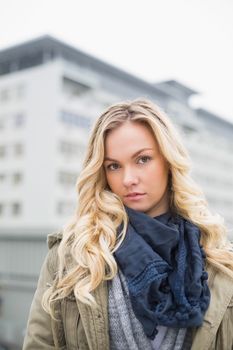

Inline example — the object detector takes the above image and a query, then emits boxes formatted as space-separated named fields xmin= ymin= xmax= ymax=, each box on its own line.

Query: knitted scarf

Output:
xmin=108 ymin=268 xmax=193 ymax=350
xmin=114 ymin=207 xmax=210 ymax=340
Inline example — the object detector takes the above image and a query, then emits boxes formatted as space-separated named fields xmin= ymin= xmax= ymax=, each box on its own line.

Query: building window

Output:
xmin=0 ymin=173 xmax=6 ymax=183
xmin=182 ymin=124 xmax=197 ymax=135
xmin=59 ymin=141 xmax=73 ymax=154
xmin=0 ymin=145 xmax=6 ymax=158
xmin=63 ymin=77 xmax=91 ymax=97
xmin=0 ymin=203 xmax=3 ymax=216
xmin=18 ymin=52 xmax=44 ymax=70
xmin=14 ymin=113 xmax=25 ymax=127
xmin=11 ymin=202 xmax=21 ymax=216
xmin=0 ymin=89 xmax=10 ymax=102
xmin=58 ymin=171 xmax=78 ymax=187
xmin=12 ymin=173 xmax=23 ymax=184
xmin=57 ymin=201 xmax=75 ymax=215
xmin=0 ymin=119 xmax=4 ymax=129
xmin=16 ymin=85 xmax=25 ymax=99
xmin=59 ymin=140 xmax=86 ymax=158
xmin=60 ymin=110 xmax=91 ymax=129
xmin=14 ymin=143 xmax=24 ymax=156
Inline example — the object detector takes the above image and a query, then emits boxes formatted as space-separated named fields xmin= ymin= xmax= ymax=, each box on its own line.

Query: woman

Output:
xmin=23 ymin=99 xmax=233 ymax=350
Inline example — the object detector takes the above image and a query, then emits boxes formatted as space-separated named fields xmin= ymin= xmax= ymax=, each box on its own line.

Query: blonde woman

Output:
xmin=23 ymin=99 xmax=233 ymax=350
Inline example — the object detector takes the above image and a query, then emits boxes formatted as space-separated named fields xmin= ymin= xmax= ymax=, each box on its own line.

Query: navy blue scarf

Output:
xmin=114 ymin=206 xmax=210 ymax=340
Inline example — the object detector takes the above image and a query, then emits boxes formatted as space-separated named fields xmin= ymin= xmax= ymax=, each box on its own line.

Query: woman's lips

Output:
xmin=125 ymin=193 xmax=146 ymax=201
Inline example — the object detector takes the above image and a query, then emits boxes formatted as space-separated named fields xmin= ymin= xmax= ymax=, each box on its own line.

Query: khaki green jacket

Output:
xmin=23 ymin=232 xmax=233 ymax=350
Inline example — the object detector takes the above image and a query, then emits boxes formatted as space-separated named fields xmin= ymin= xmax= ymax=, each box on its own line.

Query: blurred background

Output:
xmin=0 ymin=0 xmax=233 ymax=348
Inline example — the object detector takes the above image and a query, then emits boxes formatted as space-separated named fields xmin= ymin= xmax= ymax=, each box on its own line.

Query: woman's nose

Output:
xmin=122 ymin=169 xmax=139 ymax=187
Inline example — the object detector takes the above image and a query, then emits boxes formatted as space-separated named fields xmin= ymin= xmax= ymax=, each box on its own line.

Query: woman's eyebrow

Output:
xmin=104 ymin=148 xmax=153 ymax=162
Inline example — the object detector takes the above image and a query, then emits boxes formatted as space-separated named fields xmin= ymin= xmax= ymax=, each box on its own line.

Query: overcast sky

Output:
xmin=1 ymin=0 xmax=233 ymax=122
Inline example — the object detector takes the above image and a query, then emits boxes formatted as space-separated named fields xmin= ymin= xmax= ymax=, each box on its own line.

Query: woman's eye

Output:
xmin=138 ymin=156 xmax=151 ymax=164
xmin=106 ymin=163 xmax=119 ymax=171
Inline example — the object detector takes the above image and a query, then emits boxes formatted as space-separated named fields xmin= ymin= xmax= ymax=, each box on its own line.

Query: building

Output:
xmin=0 ymin=35 xmax=233 ymax=349
xmin=154 ymin=80 xmax=233 ymax=228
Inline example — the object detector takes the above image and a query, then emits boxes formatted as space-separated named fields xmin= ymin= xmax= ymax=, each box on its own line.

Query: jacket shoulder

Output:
xmin=45 ymin=231 xmax=63 ymax=275
xmin=47 ymin=230 xmax=63 ymax=249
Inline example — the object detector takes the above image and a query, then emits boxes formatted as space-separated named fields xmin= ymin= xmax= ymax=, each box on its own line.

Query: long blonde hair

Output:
xmin=43 ymin=98 xmax=233 ymax=314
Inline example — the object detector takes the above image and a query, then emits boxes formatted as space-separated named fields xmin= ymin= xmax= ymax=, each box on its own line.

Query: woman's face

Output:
xmin=104 ymin=120 xmax=170 ymax=217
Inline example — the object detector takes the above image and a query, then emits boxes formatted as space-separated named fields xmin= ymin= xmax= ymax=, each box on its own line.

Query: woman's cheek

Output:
xmin=106 ymin=173 xmax=119 ymax=193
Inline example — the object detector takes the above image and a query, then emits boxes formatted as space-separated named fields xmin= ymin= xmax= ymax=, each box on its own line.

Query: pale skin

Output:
xmin=104 ymin=120 xmax=170 ymax=217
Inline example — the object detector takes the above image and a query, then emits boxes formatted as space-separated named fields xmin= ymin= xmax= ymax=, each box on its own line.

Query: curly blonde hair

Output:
xmin=43 ymin=98 xmax=233 ymax=314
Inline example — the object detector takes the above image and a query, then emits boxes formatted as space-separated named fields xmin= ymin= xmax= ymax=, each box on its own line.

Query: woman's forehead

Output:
xmin=105 ymin=121 xmax=156 ymax=144
xmin=106 ymin=121 xmax=154 ymax=140
xmin=104 ymin=122 xmax=159 ymax=160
